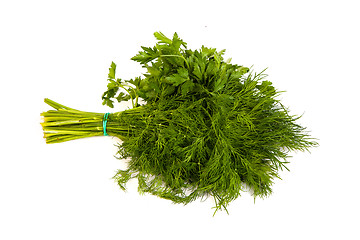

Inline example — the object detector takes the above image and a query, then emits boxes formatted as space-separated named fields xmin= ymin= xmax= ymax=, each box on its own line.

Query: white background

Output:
xmin=1 ymin=0 xmax=359 ymax=239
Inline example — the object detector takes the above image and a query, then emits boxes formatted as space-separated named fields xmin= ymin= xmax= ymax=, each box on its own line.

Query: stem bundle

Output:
xmin=41 ymin=98 xmax=141 ymax=143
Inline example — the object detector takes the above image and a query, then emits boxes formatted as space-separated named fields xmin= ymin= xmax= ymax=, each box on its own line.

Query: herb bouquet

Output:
xmin=41 ymin=32 xmax=317 ymax=214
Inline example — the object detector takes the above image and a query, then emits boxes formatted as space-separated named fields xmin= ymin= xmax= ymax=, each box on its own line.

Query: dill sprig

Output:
xmin=41 ymin=32 xmax=318 ymax=214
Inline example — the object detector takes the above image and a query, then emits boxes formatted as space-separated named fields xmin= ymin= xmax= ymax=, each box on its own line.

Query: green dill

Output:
xmin=41 ymin=32 xmax=318 ymax=214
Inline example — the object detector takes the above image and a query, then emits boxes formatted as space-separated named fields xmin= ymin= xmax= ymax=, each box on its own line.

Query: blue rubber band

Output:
xmin=103 ymin=113 xmax=110 ymax=136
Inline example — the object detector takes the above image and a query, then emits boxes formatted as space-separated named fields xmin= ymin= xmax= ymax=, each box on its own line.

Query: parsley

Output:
xmin=41 ymin=32 xmax=318 ymax=214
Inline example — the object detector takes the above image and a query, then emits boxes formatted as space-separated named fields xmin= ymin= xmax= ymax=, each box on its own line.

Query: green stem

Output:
xmin=160 ymin=54 xmax=190 ymax=69
xmin=41 ymin=99 xmax=137 ymax=144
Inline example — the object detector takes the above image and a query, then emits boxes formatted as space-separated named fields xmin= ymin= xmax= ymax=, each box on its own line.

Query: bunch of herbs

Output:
xmin=41 ymin=32 xmax=317 ymax=214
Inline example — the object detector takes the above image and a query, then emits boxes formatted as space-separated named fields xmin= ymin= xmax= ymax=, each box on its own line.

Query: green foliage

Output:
xmin=42 ymin=32 xmax=317 ymax=214
xmin=102 ymin=32 xmax=318 ymax=213
xmin=102 ymin=61 xmax=138 ymax=108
